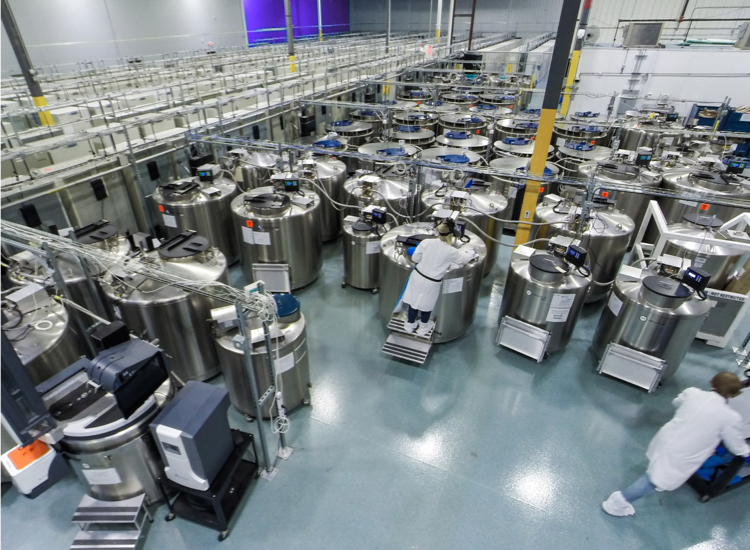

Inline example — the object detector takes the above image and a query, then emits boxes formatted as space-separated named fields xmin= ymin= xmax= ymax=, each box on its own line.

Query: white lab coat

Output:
xmin=400 ymin=238 xmax=474 ymax=312
xmin=646 ymin=388 xmax=750 ymax=491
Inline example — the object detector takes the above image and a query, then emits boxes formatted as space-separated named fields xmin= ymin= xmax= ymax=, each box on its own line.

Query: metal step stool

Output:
xmin=381 ymin=315 xmax=434 ymax=364
xmin=70 ymin=494 xmax=152 ymax=550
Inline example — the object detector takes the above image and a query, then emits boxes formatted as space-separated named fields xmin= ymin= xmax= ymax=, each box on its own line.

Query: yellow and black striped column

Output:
xmin=283 ymin=0 xmax=297 ymax=73
xmin=1 ymin=0 xmax=54 ymax=125
xmin=560 ymin=0 xmax=592 ymax=117
xmin=514 ymin=0 xmax=583 ymax=245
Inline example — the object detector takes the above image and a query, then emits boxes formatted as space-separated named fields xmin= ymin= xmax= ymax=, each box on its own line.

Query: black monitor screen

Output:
xmin=284 ymin=179 xmax=300 ymax=192
xmin=726 ymin=161 xmax=746 ymax=175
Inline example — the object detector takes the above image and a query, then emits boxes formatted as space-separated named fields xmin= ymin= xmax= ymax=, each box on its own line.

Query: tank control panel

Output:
xmin=565 ymin=245 xmax=587 ymax=268
xmin=726 ymin=160 xmax=746 ymax=175
xmin=635 ymin=153 xmax=653 ymax=167
xmin=683 ymin=266 xmax=711 ymax=293
xmin=197 ymin=164 xmax=220 ymax=182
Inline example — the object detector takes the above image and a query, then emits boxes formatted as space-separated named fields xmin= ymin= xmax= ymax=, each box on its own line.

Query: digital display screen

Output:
xmin=565 ymin=245 xmax=587 ymax=267
xmin=682 ymin=267 xmax=710 ymax=292
xmin=666 ymin=113 xmax=678 ymax=122
xmin=284 ymin=179 xmax=300 ymax=192
xmin=726 ymin=161 xmax=746 ymax=175
xmin=635 ymin=154 xmax=653 ymax=166
xmin=371 ymin=209 xmax=386 ymax=224
xmin=163 ymin=442 xmax=181 ymax=455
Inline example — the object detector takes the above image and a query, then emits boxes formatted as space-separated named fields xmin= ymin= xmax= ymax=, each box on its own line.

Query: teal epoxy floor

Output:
xmin=3 ymin=236 xmax=750 ymax=550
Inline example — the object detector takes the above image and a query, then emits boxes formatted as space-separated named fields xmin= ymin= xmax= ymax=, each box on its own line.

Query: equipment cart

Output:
xmin=158 ymin=430 xmax=259 ymax=541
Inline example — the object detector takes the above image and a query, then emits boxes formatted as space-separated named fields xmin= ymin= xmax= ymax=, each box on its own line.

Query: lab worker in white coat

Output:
xmin=401 ymin=223 xmax=476 ymax=336
xmin=603 ymin=372 xmax=750 ymax=517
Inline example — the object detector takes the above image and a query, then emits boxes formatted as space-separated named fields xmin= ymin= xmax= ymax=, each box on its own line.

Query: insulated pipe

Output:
xmin=283 ymin=0 xmax=296 ymax=73
xmin=447 ymin=0 xmax=455 ymax=48
xmin=435 ymin=0 xmax=443 ymax=43
xmin=386 ymin=0 xmax=391 ymax=53
xmin=560 ymin=0 xmax=592 ymax=116
xmin=317 ymin=0 xmax=323 ymax=41
xmin=514 ymin=0 xmax=584 ymax=245
xmin=1 ymin=0 xmax=54 ymax=125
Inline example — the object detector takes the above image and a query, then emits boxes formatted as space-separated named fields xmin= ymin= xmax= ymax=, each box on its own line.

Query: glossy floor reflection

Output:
xmin=3 ymin=236 xmax=749 ymax=550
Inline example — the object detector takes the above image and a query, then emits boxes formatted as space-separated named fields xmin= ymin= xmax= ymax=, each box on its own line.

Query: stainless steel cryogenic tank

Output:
xmin=494 ymin=118 xmax=540 ymax=141
xmin=577 ymin=159 xmax=663 ymax=238
xmin=478 ymin=92 xmax=517 ymax=107
xmin=231 ymin=184 xmax=322 ymax=289
xmin=101 ymin=232 xmax=228 ymax=383
xmin=240 ymin=151 xmax=282 ymax=191
xmin=342 ymin=173 xmax=412 ymax=222
xmin=553 ymin=123 xmax=609 ymax=147
xmin=470 ymin=104 xmax=512 ymax=117
xmin=438 ymin=113 xmax=488 ymax=136
xmin=420 ymin=185 xmax=508 ymax=276
xmin=392 ymin=112 xmax=439 ymax=133
xmin=54 ymin=372 xmax=169 ymax=502
xmin=378 ymin=223 xmax=487 ymax=343
xmin=658 ymin=168 xmax=750 ymax=227
xmin=386 ymin=125 xmax=436 ymax=146
xmin=350 ymin=108 xmax=384 ymax=137
xmin=493 ymin=137 xmax=554 ymax=159
xmin=488 ymin=157 xmax=560 ymax=222
xmin=214 ymin=294 xmax=310 ymax=419
xmin=342 ymin=214 xmax=390 ymax=291
xmin=618 ymin=119 xmax=686 ymax=151
xmin=533 ymin=197 xmax=635 ymax=302
xmin=662 ymin=213 xmax=743 ymax=289
xmin=152 ymin=175 xmax=240 ymax=264
xmin=2 ymin=288 xmax=85 ymax=386
xmin=419 ymin=147 xmax=483 ymax=188
xmin=592 ymin=275 xmax=712 ymax=379
xmin=435 ymin=131 xmax=489 ymax=153
xmin=324 ymin=120 xmax=373 ymax=146
xmin=555 ymin=142 xmax=613 ymax=179
xmin=500 ymin=251 xmax=591 ymax=354
xmin=357 ymin=142 xmax=419 ymax=172
xmin=293 ymin=157 xmax=347 ymax=242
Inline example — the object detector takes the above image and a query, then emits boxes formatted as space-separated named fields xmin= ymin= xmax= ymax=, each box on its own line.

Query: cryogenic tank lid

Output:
xmin=459 ymin=94 xmax=478 ymax=100
xmin=73 ymin=221 xmax=118 ymax=244
xmin=273 ymin=293 xmax=300 ymax=318
xmin=425 ymin=101 xmax=443 ymax=106
xmin=332 ymin=120 xmax=353 ymax=126
xmin=476 ymin=104 xmax=496 ymax=110
xmin=570 ymin=125 xmax=603 ymax=132
xmin=445 ymin=131 xmax=469 ymax=140
xmin=574 ymin=111 xmax=600 ymax=117
xmin=529 ymin=253 xmax=568 ymax=274
xmin=360 ymin=110 xmax=378 ymax=116
xmin=458 ymin=116 xmax=482 ymax=124
xmin=352 ymin=220 xmax=374 ymax=231
xmin=683 ymin=212 xmax=723 ymax=228
xmin=397 ymin=125 xmax=420 ymax=132
xmin=377 ymin=147 xmax=408 ymax=156
xmin=157 ymin=231 xmax=210 ymax=258
xmin=245 ymin=193 xmax=292 ymax=212
xmin=524 ymin=109 xmax=541 ymax=115
xmin=503 ymin=137 xmax=530 ymax=145
xmin=564 ymin=141 xmax=595 ymax=151
xmin=596 ymin=161 xmax=638 ymax=176
xmin=407 ymin=90 xmax=428 ymax=97
xmin=642 ymin=276 xmax=691 ymax=299
xmin=407 ymin=114 xmax=431 ymax=120
xmin=437 ymin=154 xmax=471 ymax=164
xmin=314 ymin=139 xmax=343 ymax=148
xmin=517 ymin=122 xmax=538 ymax=129
xmin=159 ymin=180 xmax=200 ymax=196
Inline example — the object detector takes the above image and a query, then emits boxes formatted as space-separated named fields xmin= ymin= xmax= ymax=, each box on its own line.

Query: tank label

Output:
xmin=508 ymin=187 xmax=518 ymax=199
xmin=679 ymin=200 xmax=698 ymax=207
xmin=366 ymin=241 xmax=380 ymax=254
xmin=608 ymin=293 xmax=623 ymax=316
xmin=275 ymin=352 xmax=296 ymax=374
xmin=113 ymin=305 xmax=122 ymax=320
xmin=442 ymin=277 xmax=464 ymax=294
xmin=253 ymin=231 xmax=271 ymax=246
xmin=82 ymin=467 xmax=122 ymax=485
xmin=162 ymin=214 xmax=177 ymax=228
xmin=705 ymin=289 xmax=747 ymax=302
xmin=546 ymin=293 xmax=576 ymax=322
xmin=242 ymin=226 xmax=255 ymax=244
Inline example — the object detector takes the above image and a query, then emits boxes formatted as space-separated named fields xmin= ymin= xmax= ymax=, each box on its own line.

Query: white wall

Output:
xmin=1 ymin=0 xmax=247 ymax=75
xmin=569 ymin=46 xmax=750 ymax=117
xmin=350 ymin=0 xmax=565 ymax=38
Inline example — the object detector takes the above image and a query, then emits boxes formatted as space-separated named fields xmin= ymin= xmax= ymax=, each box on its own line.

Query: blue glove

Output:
xmin=407 ymin=247 xmax=416 ymax=256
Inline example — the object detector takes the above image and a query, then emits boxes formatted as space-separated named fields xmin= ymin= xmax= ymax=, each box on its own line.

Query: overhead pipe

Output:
xmin=514 ymin=0 xmax=584 ymax=246
xmin=317 ymin=0 xmax=323 ymax=41
xmin=283 ymin=0 xmax=296 ymax=73
xmin=447 ymin=0 xmax=455 ymax=48
xmin=435 ymin=0 xmax=443 ymax=44
xmin=387 ymin=0 xmax=391 ymax=53
xmin=1 ymin=0 xmax=54 ymax=125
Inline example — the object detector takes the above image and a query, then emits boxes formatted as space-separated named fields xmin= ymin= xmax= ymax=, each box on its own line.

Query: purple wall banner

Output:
xmin=243 ymin=0 xmax=350 ymax=44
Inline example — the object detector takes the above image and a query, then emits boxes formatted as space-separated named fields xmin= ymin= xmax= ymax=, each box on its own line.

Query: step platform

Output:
xmin=70 ymin=493 xmax=151 ymax=550
xmin=381 ymin=316 xmax=434 ymax=364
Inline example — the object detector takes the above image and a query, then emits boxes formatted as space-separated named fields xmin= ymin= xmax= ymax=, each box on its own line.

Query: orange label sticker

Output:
xmin=158 ymin=205 xmax=164 ymax=212
xmin=540 ymin=187 xmax=545 ymax=193
xmin=601 ymin=191 xmax=609 ymax=198
xmin=246 ymin=220 xmax=253 ymax=228
xmin=699 ymin=203 xmax=709 ymax=211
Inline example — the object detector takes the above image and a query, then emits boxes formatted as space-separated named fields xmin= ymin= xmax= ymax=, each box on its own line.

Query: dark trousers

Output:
xmin=407 ymin=306 xmax=431 ymax=324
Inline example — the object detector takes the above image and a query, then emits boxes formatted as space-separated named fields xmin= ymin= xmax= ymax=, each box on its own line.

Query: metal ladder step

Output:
xmin=71 ymin=530 xmax=140 ymax=550
xmin=72 ymin=494 xmax=148 ymax=527
xmin=381 ymin=333 xmax=432 ymax=364
xmin=386 ymin=316 xmax=434 ymax=340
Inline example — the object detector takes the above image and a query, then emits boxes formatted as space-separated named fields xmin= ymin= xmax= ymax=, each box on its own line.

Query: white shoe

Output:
xmin=602 ymin=491 xmax=635 ymax=517
xmin=416 ymin=320 xmax=435 ymax=336
xmin=403 ymin=321 xmax=417 ymax=334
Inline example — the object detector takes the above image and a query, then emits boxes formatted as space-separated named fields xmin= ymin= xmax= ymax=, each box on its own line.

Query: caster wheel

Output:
xmin=700 ymin=495 xmax=710 ymax=503
xmin=371 ymin=288 xmax=378 ymax=294
xmin=165 ymin=513 xmax=175 ymax=522
xmin=244 ymin=414 xmax=254 ymax=423
xmin=149 ymin=516 xmax=154 ymax=523
xmin=218 ymin=532 xmax=228 ymax=541
xmin=341 ymin=282 xmax=346 ymax=288
xmin=302 ymin=399 xmax=311 ymax=406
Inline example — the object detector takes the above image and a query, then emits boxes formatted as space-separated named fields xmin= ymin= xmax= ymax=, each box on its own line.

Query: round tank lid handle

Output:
xmin=574 ymin=111 xmax=600 ymax=117
xmin=160 ymin=180 xmax=201 ymax=195
xmin=458 ymin=117 xmax=482 ymax=123
xmin=476 ymin=104 xmax=496 ymax=110
xmin=524 ymin=109 xmax=541 ymax=115
xmin=445 ymin=131 xmax=469 ymax=139
xmin=529 ymin=253 xmax=569 ymax=274
xmin=426 ymin=101 xmax=443 ymax=106
xmin=437 ymin=154 xmax=471 ymax=164
xmin=516 ymin=122 xmax=539 ymax=129
xmin=360 ymin=110 xmax=378 ymax=116
xmin=72 ymin=220 xmax=118 ymax=244
xmin=397 ymin=125 xmax=420 ymax=133
xmin=564 ymin=141 xmax=595 ymax=151
xmin=642 ymin=276 xmax=691 ymax=299
xmin=502 ymin=137 xmax=530 ymax=145
xmin=314 ymin=139 xmax=342 ymax=148
xmin=157 ymin=230 xmax=210 ymax=258
xmin=407 ymin=114 xmax=429 ymax=120
xmin=377 ymin=147 xmax=407 ymax=156
xmin=332 ymin=120 xmax=353 ymax=126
